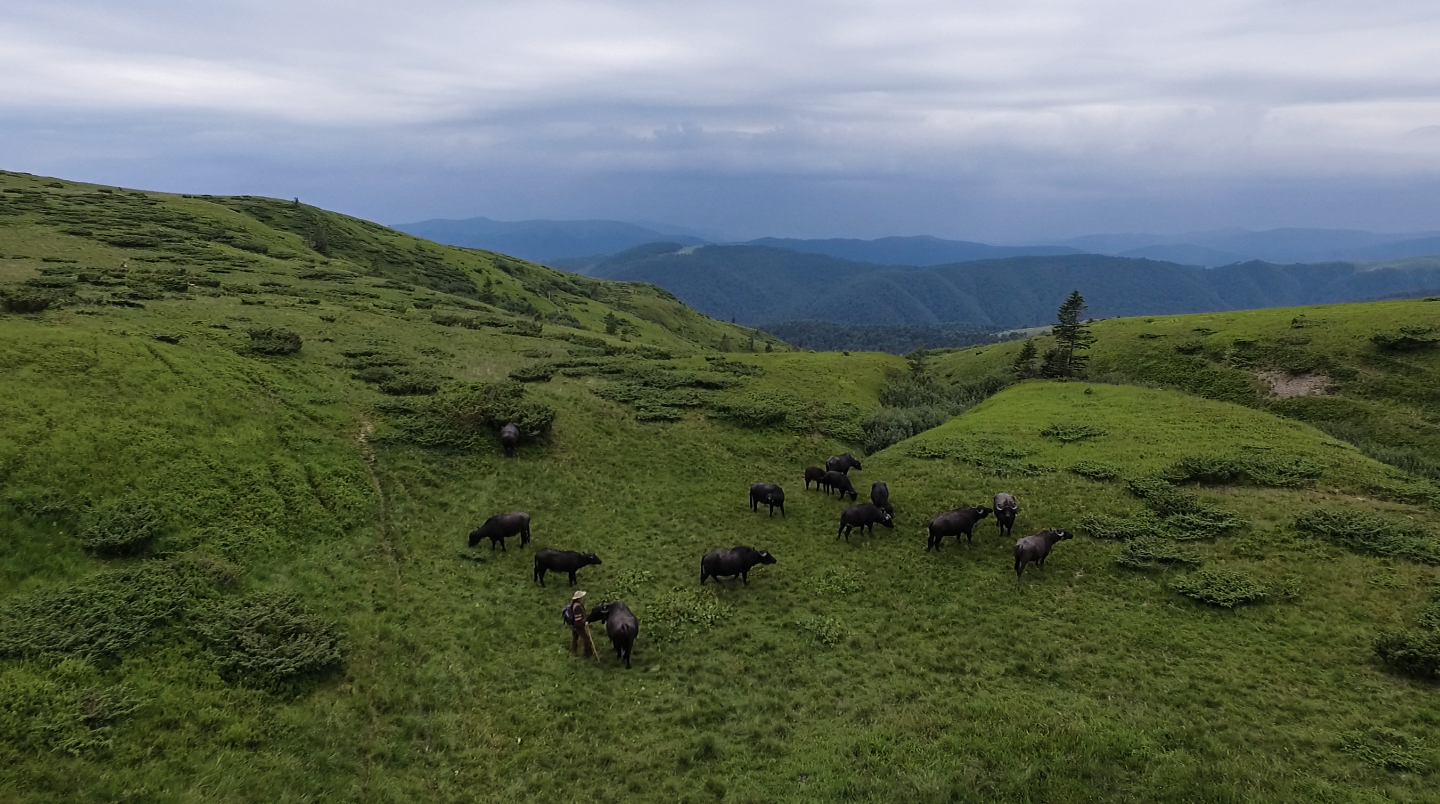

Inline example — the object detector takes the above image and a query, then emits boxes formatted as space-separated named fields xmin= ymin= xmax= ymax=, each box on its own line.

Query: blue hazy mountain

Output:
xmin=1055 ymin=228 xmax=1440 ymax=265
xmin=739 ymin=235 xmax=1082 ymax=265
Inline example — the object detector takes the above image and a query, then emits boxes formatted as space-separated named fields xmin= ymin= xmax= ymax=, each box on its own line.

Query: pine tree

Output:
xmin=718 ymin=335 xmax=732 ymax=352
xmin=905 ymin=346 xmax=931 ymax=380
xmin=1047 ymin=290 xmax=1095 ymax=378
xmin=764 ymin=342 xmax=774 ymax=353
xmin=1013 ymin=339 xmax=1038 ymax=377
xmin=604 ymin=312 xmax=620 ymax=335
xmin=747 ymin=335 xmax=756 ymax=352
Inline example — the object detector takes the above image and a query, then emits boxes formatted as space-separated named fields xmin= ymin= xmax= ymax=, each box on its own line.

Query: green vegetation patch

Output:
xmin=1294 ymin=507 xmax=1440 ymax=564
xmin=0 ymin=660 xmax=138 ymax=756
xmin=644 ymin=587 xmax=730 ymax=644
xmin=1069 ymin=461 xmax=1122 ymax=481
xmin=1161 ymin=453 xmax=1325 ymax=487
xmin=193 ymin=592 xmax=346 ymax=694
xmin=805 ymin=566 xmax=865 ymax=596
xmin=79 ymin=494 xmax=163 ymax=557
xmin=1170 ymin=567 xmax=1269 ymax=608
xmin=798 ymin=615 xmax=848 ymax=647
xmin=1114 ymin=537 xmax=1202 ymax=571
xmin=1339 ymin=727 xmax=1430 ymax=772
xmin=247 ymin=326 xmax=302 ymax=355
xmin=378 ymin=380 xmax=557 ymax=450
xmin=1040 ymin=422 xmax=1108 ymax=443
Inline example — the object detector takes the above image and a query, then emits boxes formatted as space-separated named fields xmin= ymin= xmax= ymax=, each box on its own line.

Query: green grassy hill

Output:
xmin=4 ymin=172 xmax=1440 ymax=803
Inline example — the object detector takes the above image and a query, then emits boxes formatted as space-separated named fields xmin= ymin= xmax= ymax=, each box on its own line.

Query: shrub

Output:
xmin=1294 ymin=507 xmax=1440 ymax=564
xmin=1115 ymin=537 xmax=1202 ymax=570
xmin=0 ymin=662 xmax=138 ymax=755
xmin=0 ymin=285 xmax=71 ymax=313
xmin=1170 ymin=568 xmax=1268 ymax=608
xmin=80 ymin=496 xmax=163 ymax=556
xmin=194 ymin=593 xmax=345 ymax=694
xmin=510 ymin=363 xmax=558 ymax=383
xmin=1040 ymin=423 xmax=1108 ymax=443
xmin=380 ymin=380 xmax=557 ymax=450
xmin=805 ymin=567 xmax=864 ymax=595
xmin=646 ymin=588 xmax=730 ymax=644
xmin=378 ymin=371 xmax=442 ymax=396
xmin=1077 ymin=514 xmax=1157 ymax=541
xmin=1372 ymin=329 xmax=1438 ymax=352
xmin=1163 ymin=509 xmax=1248 ymax=540
xmin=711 ymin=393 xmax=791 ymax=429
xmin=1069 ymin=461 xmax=1121 ymax=481
xmin=798 ymin=615 xmax=847 ymax=646
xmin=1163 ymin=454 xmax=1324 ymax=488
xmin=1340 ymin=727 xmax=1430 ymax=771
xmin=1126 ymin=478 xmax=1205 ymax=517
xmin=247 ymin=327 xmax=302 ymax=355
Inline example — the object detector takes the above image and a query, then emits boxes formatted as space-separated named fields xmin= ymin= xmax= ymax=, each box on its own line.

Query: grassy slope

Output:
xmin=4 ymin=174 xmax=1440 ymax=802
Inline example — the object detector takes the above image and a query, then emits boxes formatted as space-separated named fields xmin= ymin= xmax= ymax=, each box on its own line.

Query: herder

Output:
xmin=563 ymin=590 xmax=597 ymax=659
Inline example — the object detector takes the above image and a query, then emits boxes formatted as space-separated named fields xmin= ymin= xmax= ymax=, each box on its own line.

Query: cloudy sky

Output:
xmin=4 ymin=0 xmax=1440 ymax=241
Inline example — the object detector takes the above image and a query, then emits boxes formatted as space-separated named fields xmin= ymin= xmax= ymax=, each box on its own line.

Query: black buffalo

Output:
xmin=925 ymin=505 xmax=993 ymax=551
xmin=533 ymin=548 xmax=602 ymax=586
xmin=749 ymin=483 xmax=786 ymax=516
xmin=993 ymin=493 xmax=1018 ymax=536
xmin=826 ymin=453 xmax=863 ymax=474
xmin=838 ymin=503 xmax=895 ymax=541
xmin=821 ymin=470 xmax=858 ymax=501
xmin=499 ymin=423 xmax=521 ymax=457
xmin=870 ymin=481 xmax=893 ymax=515
xmin=1014 ymin=529 xmax=1074 ymax=577
xmin=804 ymin=466 xmax=826 ymax=490
xmin=587 ymin=601 xmax=639 ymax=669
xmin=700 ymin=545 xmax=777 ymax=585
xmin=468 ymin=511 xmax=532 ymax=550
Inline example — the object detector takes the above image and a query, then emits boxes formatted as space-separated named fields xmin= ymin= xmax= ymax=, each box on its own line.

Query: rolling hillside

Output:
xmin=4 ymin=171 xmax=1440 ymax=803
xmin=390 ymin=216 xmax=707 ymax=263
xmin=581 ymin=244 xmax=1440 ymax=328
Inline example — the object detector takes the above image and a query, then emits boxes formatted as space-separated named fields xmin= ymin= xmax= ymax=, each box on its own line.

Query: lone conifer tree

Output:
xmin=1047 ymin=290 xmax=1095 ymax=378
xmin=1013 ymin=338 xmax=1038 ymax=377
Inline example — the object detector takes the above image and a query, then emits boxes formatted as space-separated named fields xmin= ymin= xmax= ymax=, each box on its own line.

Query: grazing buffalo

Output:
xmin=499 ymin=423 xmax=521 ymax=457
xmin=468 ymin=511 xmax=532 ymax=550
xmin=826 ymin=453 xmax=863 ymax=474
xmin=993 ymin=493 xmax=1018 ymax=536
xmin=1013 ymin=528 xmax=1074 ymax=577
xmin=533 ymin=548 xmax=602 ymax=586
xmin=870 ymin=481 xmax=893 ymax=515
xmin=749 ymin=483 xmax=786 ymax=517
xmin=804 ymin=466 xmax=827 ymax=490
xmin=700 ymin=546 xmax=777 ymax=585
xmin=587 ymin=601 xmax=639 ymax=669
xmin=925 ymin=505 xmax=993 ymax=551
xmin=821 ymin=470 xmax=858 ymax=501
xmin=838 ymin=503 xmax=895 ymax=541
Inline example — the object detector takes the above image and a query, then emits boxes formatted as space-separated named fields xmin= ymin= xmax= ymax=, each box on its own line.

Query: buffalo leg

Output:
xmin=568 ymin=571 xmax=577 ymax=586
xmin=536 ymin=568 xmax=546 ymax=586
xmin=1015 ymin=559 xmax=1026 ymax=577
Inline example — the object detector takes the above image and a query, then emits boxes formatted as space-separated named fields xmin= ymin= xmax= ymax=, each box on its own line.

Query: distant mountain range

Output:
xmin=575 ymin=244 xmax=1440 ymax=328
xmin=394 ymin=215 xmax=1440 ymax=268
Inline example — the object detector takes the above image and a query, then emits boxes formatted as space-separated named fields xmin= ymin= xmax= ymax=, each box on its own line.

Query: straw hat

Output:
xmin=571 ymin=590 xmax=587 ymax=601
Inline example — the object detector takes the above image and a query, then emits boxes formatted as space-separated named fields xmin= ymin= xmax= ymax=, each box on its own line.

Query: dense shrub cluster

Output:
xmin=0 ymin=661 xmax=138 ymax=755
xmin=646 ymin=588 xmax=730 ymax=644
xmin=0 ymin=565 xmax=188 ymax=666
xmin=1 ymin=284 xmax=72 ymax=313
xmin=798 ymin=615 xmax=848 ymax=646
xmin=1170 ymin=567 xmax=1268 ymax=608
xmin=80 ymin=495 xmax=163 ymax=556
xmin=1162 ymin=453 xmax=1325 ymax=487
xmin=1069 ymin=461 xmax=1122 ymax=481
xmin=379 ymin=380 xmax=557 ymax=450
xmin=1040 ymin=423 xmax=1108 ymax=443
xmin=247 ymin=326 xmax=303 ymax=355
xmin=1294 ymin=507 xmax=1440 ymax=564
xmin=1339 ymin=727 xmax=1430 ymax=772
xmin=864 ymin=372 xmax=1011 ymax=453
xmin=193 ymin=593 xmax=346 ymax=694
xmin=1115 ymin=537 xmax=1202 ymax=570
xmin=1077 ymin=514 xmax=1157 ymax=541
xmin=905 ymin=438 xmax=1056 ymax=477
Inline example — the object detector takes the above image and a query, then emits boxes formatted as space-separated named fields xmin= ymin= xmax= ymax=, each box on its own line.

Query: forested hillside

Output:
xmin=5 ymin=170 xmax=1440 ymax=804
xmin=582 ymin=244 xmax=1440 ymax=327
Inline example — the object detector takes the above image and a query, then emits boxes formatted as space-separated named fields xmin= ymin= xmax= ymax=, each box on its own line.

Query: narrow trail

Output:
xmin=356 ymin=416 xmax=401 ymax=583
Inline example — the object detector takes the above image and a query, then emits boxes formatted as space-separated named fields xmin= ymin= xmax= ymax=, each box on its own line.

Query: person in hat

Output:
xmin=563 ymin=590 xmax=597 ymax=658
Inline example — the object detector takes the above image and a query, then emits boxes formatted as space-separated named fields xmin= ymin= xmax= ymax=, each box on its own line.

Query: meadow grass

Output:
xmin=3 ymin=173 xmax=1440 ymax=802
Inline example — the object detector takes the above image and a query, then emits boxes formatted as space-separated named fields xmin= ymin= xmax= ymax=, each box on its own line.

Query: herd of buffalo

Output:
xmin=470 ymin=434 xmax=1075 ymax=669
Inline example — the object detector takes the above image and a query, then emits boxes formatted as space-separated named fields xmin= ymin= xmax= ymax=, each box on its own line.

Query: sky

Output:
xmin=3 ymin=0 xmax=1440 ymax=242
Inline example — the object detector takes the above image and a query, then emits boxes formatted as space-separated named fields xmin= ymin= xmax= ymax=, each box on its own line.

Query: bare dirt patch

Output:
xmin=1258 ymin=370 xmax=1330 ymax=398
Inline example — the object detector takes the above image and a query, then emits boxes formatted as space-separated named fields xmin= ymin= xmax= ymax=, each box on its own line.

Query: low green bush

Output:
xmin=1069 ymin=461 xmax=1121 ymax=481
xmin=380 ymin=380 xmax=557 ymax=450
xmin=1170 ymin=567 xmax=1268 ymax=608
xmin=798 ymin=615 xmax=847 ymax=647
xmin=1339 ymin=727 xmax=1430 ymax=772
xmin=1294 ymin=507 xmax=1440 ymax=564
xmin=1 ymin=284 xmax=72 ymax=313
xmin=509 ymin=363 xmax=557 ymax=382
xmin=646 ymin=588 xmax=730 ymax=644
xmin=1077 ymin=514 xmax=1156 ymax=541
xmin=805 ymin=567 xmax=864 ymax=596
xmin=0 ymin=661 xmax=138 ymax=756
xmin=247 ymin=326 xmax=302 ymax=355
xmin=194 ymin=592 xmax=345 ymax=694
xmin=80 ymin=496 xmax=163 ymax=556
xmin=1040 ymin=423 xmax=1108 ymax=443
xmin=1163 ymin=454 xmax=1325 ymax=487
xmin=1115 ymin=537 xmax=1202 ymax=570
xmin=378 ymin=371 xmax=442 ymax=396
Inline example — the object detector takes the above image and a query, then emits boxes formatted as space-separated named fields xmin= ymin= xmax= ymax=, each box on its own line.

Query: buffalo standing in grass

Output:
xmin=1013 ymin=528 xmax=1074 ymax=577
xmin=821 ymin=470 xmax=858 ymax=501
xmin=826 ymin=453 xmax=863 ymax=474
xmin=993 ymin=493 xmax=1018 ymax=537
xmin=700 ymin=546 xmax=777 ymax=585
xmin=749 ymin=483 xmax=786 ymax=516
xmin=587 ymin=601 xmax=639 ymax=669
xmin=871 ymin=481 xmax=893 ymax=516
xmin=925 ymin=505 xmax=992 ymax=551
xmin=838 ymin=504 xmax=895 ymax=541
xmin=533 ymin=549 xmax=602 ymax=586
xmin=804 ymin=466 xmax=827 ymax=490
xmin=499 ymin=423 xmax=521 ymax=457
xmin=468 ymin=511 xmax=532 ymax=550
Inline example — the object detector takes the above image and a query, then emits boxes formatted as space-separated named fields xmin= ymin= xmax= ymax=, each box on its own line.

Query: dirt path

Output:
xmin=356 ymin=416 xmax=400 ymax=582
